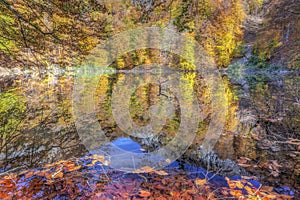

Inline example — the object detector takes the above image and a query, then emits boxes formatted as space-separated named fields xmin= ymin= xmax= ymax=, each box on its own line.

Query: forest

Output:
xmin=0 ymin=0 xmax=299 ymax=199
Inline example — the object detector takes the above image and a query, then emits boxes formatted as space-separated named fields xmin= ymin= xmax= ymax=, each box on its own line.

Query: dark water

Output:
xmin=0 ymin=68 xmax=299 ymax=195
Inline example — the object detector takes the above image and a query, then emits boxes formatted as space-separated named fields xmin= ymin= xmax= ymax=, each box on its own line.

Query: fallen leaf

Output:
xmin=52 ymin=172 xmax=63 ymax=179
xmin=65 ymin=165 xmax=81 ymax=172
xmin=90 ymin=154 xmax=105 ymax=163
xmin=195 ymin=178 xmax=206 ymax=186
xmin=235 ymin=181 xmax=244 ymax=189
xmin=170 ymin=191 xmax=180 ymax=197
xmin=155 ymin=170 xmax=168 ymax=176
xmin=138 ymin=190 xmax=151 ymax=197
xmin=225 ymin=177 xmax=235 ymax=189
xmin=244 ymin=185 xmax=254 ymax=194
xmin=229 ymin=190 xmax=243 ymax=197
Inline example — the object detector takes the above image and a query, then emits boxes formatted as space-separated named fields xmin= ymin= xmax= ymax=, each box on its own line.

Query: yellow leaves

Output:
xmin=89 ymin=154 xmax=110 ymax=166
xmin=194 ymin=178 xmax=207 ymax=186
xmin=235 ymin=181 xmax=244 ymax=189
xmin=90 ymin=11 xmax=102 ymax=21
xmin=244 ymin=185 xmax=254 ymax=194
xmin=90 ymin=154 xmax=105 ymax=163
xmin=52 ymin=13 xmax=74 ymax=25
xmin=116 ymin=57 xmax=126 ymax=69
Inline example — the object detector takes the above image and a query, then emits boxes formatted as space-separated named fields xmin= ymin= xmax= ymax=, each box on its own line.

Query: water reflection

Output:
xmin=0 ymin=69 xmax=299 ymax=191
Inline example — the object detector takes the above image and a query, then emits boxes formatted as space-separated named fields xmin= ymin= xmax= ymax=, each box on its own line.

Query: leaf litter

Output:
xmin=0 ymin=154 xmax=296 ymax=199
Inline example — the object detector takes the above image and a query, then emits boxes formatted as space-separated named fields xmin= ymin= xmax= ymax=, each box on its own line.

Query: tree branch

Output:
xmin=0 ymin=0 xmax=59 ymax=40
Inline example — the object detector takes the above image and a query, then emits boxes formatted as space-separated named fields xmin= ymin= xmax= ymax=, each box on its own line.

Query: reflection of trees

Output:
xmin=236 ymin=74 xmax=300 ymax=189
xmin=248 ymin=75 xmax=300 ymax=139
xmin=0 ymin=74 xmax=84 ymax=171
xmin=0 ymin=89 xmax=26 ymax=164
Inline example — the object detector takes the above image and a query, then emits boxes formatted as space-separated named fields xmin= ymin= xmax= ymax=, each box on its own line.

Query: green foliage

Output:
xmin=0 ymin=89 xmax=26 ymax=139
xmin=247 ymin=54 xmax=267 ymax=69
xmin=173 ymin=0 xmax=211 ymax=32
xmin=0 ymin=7 xmax=17 ymax=52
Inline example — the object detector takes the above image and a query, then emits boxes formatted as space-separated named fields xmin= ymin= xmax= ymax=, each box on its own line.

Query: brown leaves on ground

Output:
xmin=0 ymin=156 xmax=295 ymax=199
xmin=225 ymin=177 xmax=294 ymax=200
xmin=138 ymin=190 xmax=151 ymax=198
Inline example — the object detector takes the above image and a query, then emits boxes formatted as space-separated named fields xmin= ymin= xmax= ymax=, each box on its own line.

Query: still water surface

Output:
xmin=0 ymin=68 xmax=299 ymax=198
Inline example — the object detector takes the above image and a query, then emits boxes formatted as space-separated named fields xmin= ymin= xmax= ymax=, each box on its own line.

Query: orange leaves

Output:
xmin=52 ymin=172 xmax=63 ymax=179
xmin=63 ymin=162 xmax=81 ymax=172
xmin=25 ymin=171 xmax=35 ymax=179
xmin=226 ymin=177 xmax=258 ymax=198
xmin=0 ymin=175 xmax=17 ymax=199
xmin=0 ymin=157 xmax=296 ymax=200
xmin=138 ymin=190 xmax=151 ymax=198
xmin=169 ymin=191 xmax=181 ymax=198
xmin=229 ymin=189 xmax=243 ymax=197
xmin=225 ymin=177 xmax=295 ymax=200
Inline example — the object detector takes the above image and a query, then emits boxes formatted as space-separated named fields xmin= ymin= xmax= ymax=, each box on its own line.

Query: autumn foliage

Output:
xmin=0 ymin=154 xmax=294 ymax=199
